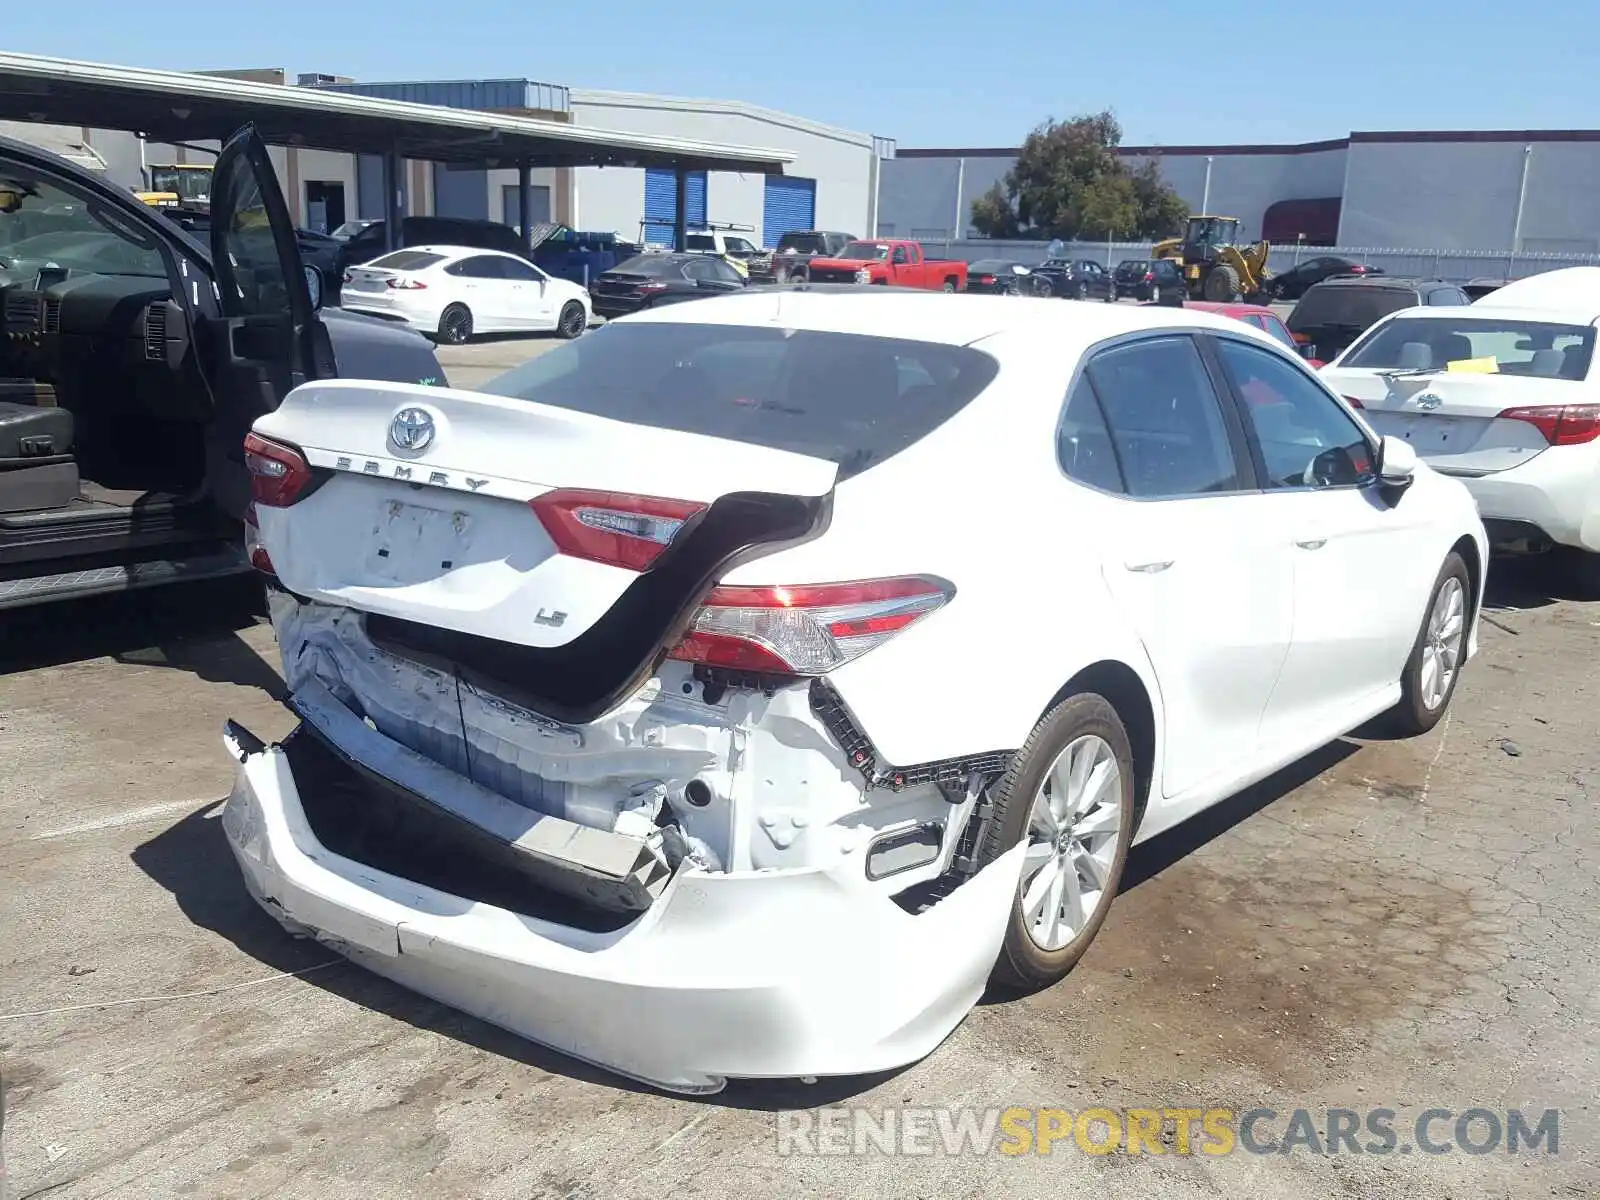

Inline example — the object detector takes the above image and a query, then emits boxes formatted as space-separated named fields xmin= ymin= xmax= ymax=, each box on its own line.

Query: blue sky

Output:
xmin=8 ymin=0 xmax=1597 ymax=147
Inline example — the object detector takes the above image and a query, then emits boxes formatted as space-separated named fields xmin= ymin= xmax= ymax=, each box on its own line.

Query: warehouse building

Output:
xmin=880 ymin=131 xmax=1600 ymax=253
xmin=16 ymin=66 xmax=886 ymax=248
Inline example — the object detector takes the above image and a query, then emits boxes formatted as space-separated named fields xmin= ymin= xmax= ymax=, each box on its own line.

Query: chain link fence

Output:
xmin=917 ymin=237 xmax=1600 ymax=285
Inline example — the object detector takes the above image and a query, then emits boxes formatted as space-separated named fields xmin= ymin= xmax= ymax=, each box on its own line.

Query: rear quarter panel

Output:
xmin=719 ymin=330 xmax=1164 ymax=769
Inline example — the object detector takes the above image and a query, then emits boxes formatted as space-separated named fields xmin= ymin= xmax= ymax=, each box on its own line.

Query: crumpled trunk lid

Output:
xmin=251 ymin=379 xmax=836 ymax=723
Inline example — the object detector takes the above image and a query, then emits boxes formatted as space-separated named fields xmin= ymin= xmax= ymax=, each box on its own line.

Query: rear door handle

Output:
xmin=1124 ymin=558 xmax=1175 ymax=574
xmin=1295 ymin=537 xmax=1328 ymax=550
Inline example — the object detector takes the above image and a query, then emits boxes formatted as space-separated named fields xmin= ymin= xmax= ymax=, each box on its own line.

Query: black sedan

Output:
xmin=1269 ymin=254 xmax=1382 ymax=300
xmin=588 ymin=252 xmax=745 ymax=319
xmin=1030 ymin=258 xmax=1117 ymax=301
xmin=1112 ymin=257 xmax=1186 ymax=304
xmin=964 ymin=258 xmax=1049 ymax=295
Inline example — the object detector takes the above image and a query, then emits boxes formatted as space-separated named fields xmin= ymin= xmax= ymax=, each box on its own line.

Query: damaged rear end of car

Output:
xmin=221 ymin=312 xmax=1024 ymax=1092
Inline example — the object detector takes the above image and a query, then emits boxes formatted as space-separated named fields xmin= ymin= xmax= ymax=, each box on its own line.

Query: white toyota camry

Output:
xmin=340 ymin=244 xmax=592 ymax=343
xmin=223 ymin=291 xmax=1486 ymax=1093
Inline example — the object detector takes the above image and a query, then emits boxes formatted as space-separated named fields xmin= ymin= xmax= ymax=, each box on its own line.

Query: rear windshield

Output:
xmin=968 ymin=259 xmax=1015 ymax=274
xmin=836 ymin=241 xmax=890 ymax=261
xmin=777 ymin=233 xmax=826 ymax=254
xmin=1116 ymin=260 xmax=1150 ymax=271
xmin=479 ymin=322 xmax=999 ymax=478
xmin=1288 ymin=285 xmax=1417 ymax=333
xmin=685 ymin=234 xmax=717 ymax=251
xmin=610 ymin=255 xmax=684 ymax=278
xmin=1343 ymin=317 xmax=1597 ymax=380
xmin=368 ymin=250 xmax=444 ymax=271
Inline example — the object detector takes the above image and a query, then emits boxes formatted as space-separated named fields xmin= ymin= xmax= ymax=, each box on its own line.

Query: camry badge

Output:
xmin=390 ymin=407 xmax=435 ymax=452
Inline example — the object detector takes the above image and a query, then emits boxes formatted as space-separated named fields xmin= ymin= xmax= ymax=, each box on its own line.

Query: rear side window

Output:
xmin=1084 ymin=336 xmax=1244 ymax=498
xmin=613 ymin=255 xmax=684 ymax=278
xmin=685 ymin=234 xmax=717 ymax=251
xmin=479 ymin=323 xmax=999 ymax=478
xmin=370 ymin=250 xmax=444 ymax=271
xmin=1057 ymin=377 xmax=1125 ymax=494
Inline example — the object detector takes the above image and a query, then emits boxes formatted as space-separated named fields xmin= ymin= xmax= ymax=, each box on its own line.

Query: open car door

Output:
xmin=204 ymin=124 xmax=322 ymax=520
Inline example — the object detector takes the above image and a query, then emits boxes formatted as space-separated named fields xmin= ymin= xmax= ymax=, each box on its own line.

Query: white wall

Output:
xmin=568 ymin=90 xmax=874 ymax=241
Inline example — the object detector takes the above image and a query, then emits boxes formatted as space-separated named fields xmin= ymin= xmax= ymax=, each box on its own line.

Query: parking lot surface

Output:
xmin=3 ymin=558 xmax=1595 ymax=1199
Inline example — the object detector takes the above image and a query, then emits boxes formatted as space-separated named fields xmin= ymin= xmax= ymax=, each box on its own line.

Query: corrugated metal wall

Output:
xmin=761 ymin=177 xmax=816 ymax=247
xmin=642 ymin=169 xmax=707 ymax=244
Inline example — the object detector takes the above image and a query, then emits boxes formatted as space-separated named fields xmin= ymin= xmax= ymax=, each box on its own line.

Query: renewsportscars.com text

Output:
xmin=774 ymin=1106 xmax=1561 ymax=1157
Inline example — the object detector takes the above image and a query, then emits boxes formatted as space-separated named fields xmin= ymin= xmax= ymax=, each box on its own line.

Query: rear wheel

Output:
xmin=437 ymin=303 xmax=474 ymax=345
xmin=1559 ymin=547 xmax=1600 ymax=600
xmin=1075 ymin=281 xmax=1089 ymax=300
xmin=556 ymin=300 xmax=587 ymax=339
xmin=1104 ymin=283 xmax=1117 ymax=303
xmin=1149 ymin=284 xmax=1161 ymax=304
xmin=943 ymin=278 xmax=959 ymax=292
xmin=984 ymin=693 xmax=1137 ymax=991
xmin=1389 ymin=552 xmax=1471 ymax=736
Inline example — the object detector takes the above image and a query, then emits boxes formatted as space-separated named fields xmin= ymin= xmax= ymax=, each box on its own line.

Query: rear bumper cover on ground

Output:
xmin=222 ymin=720 xmax=1022 ymax=1093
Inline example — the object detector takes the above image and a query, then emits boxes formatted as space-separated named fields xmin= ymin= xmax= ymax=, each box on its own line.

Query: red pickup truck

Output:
xmin=803 ymin=239 xmax=969 ymax=291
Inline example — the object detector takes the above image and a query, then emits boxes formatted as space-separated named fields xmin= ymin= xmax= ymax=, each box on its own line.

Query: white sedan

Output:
xmin=1322 ymin=267 xmax=1600 ymax=595
xmin=224 ymin=293 xmax=1485 ymax=1093
xmin=340 ymin=244 xmax=592 ymax=343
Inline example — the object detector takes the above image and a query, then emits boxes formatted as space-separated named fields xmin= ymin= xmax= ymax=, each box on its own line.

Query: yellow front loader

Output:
xmin=1152 ymin=215 xmax=1272 ymax=302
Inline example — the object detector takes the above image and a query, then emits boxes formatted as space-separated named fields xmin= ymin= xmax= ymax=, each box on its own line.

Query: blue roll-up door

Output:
xmin=762 ymin=176 xmax=816 ymax=248
xmin=643 ymin=169 xmax=707 ymax=244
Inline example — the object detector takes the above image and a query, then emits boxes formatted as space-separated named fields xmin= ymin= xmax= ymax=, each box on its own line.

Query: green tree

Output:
xmin=969 ymin=112 xmax=1189 ymax=242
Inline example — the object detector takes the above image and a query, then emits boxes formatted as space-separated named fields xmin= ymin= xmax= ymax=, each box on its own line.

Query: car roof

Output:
xmin=1308 ymin=276 xmax=1449 ymax=290
xmin=384 ymin=245 xmax=521 ymax=262
xmin=617 ymin=289 xmax=1283 ymax=351
xmin=1382 ymin=302 xmax=1600 ymax=326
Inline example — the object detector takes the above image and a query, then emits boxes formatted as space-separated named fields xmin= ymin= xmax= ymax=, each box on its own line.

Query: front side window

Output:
xmin=685 ymin=233 xmax=717 ymax=251
xmin=498 ymin=258 xmax=544 ymax=281
xmin=1215 ymin=339 xmax=1374 ymax=488
xmin=0 ymin=166 xmax=166 ymax=279
xmin=1086 ymin=336 xmax=1244 ymax=498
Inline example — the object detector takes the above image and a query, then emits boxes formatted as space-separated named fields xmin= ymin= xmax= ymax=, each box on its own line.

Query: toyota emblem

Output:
xmin=1415 ymin=393 xmax=1443 ymax=411
xmin=390 ymin=407 xmax=435 ymax=452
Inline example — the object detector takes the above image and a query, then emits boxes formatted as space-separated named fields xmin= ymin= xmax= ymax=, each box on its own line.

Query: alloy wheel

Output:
xmin=1420 ymin=576 xmax=1466 ymax=710
xmin=1018 ymin=734 xmax=1123 ymax=952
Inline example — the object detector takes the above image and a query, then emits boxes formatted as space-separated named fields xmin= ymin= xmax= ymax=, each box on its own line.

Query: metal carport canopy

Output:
xmin=0 ymin=52 xmax=796 ymax=173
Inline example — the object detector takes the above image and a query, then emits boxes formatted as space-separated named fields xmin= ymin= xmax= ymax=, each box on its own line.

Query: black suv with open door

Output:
xmin=0 ymin=125 xmax=443 ymax=611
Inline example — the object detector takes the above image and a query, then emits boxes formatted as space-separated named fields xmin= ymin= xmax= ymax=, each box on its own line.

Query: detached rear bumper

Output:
xmin=222 ymin=720 xmax=1021 ymax=1093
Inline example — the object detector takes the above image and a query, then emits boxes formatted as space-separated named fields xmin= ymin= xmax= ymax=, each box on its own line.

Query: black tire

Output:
xmin=1204 ymin=263 xmax=1243 ymax=302
xmin=1075 ymin=281 xmax=1089 ymax=300
xmin=437 ymin=303 xmax=473 ymax=345
xmin=1149 ymin=283 xmax=1161 ymax=304
xmin=983 ymin=693 xmax=1138 ymax=991
xmin=556 ymin=300 xmax=587 ymax=339
xmin=1104 ymin=283 xmax=1117 ymax=303
xmin=1389 ymin=552 xmax=1472 ymax=736
xmin=943 ymin=278 xmax=959 ymax=292
xmin=1558 ymin=546 xmax=1600 ymax=600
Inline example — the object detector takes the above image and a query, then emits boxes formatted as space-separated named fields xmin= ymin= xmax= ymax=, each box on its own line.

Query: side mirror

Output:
xmin=304 ymin=265 xmax=324 ymax=311
xmin=1377 ymin=435 xmax=1418 ymax=495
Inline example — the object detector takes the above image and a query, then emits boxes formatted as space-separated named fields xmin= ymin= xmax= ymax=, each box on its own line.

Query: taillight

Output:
xmin=341 ymin=271 xmax=353 ymax=283
xmin=530 ymin=489 xmax=705 ymax=571
xmin=977 ymin=274 xmax=996 ymax=285
xmin=639 ymin=281 xmax=671 ymax=293
xmin=668 ymin=576 xmax=954 ymax=675
xmin=1497 ymin=404 xmax=1600 ymax=445
xmin=1144 ymin=272 xmax=1154 ymax=282
xmin=387 ymin=276 xmax=427 ymax=290
xmin=243 ymin=432 xmax=312 ymax=508
xmin=1342 ymin=395 xmax=1365 ymax=409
